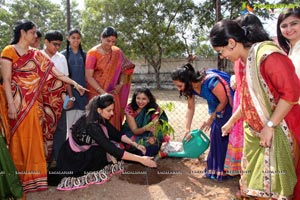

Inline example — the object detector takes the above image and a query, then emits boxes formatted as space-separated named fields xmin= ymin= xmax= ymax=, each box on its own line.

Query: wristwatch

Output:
xmin=266 ymin=120 xmax=274 ymax=128
xmin=69 ymin=97 xmax=76 ymax=102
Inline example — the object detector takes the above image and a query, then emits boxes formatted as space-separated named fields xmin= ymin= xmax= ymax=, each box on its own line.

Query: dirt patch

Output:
xmin=26 ymin=89 xmax=240 ymax=200
xmin=119 ymin=159 xmax=173 ymax=185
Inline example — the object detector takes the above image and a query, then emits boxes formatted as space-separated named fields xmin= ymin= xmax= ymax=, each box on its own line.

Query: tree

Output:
xmin=0 ymin=0 xmax=82 ymax=51
xmin=0 ymin=2 xmax=12 ymax=50
xmin=0 ymin=0 xmax=64 ymax=50
xmin=194 ymin=0 xmax=273 ymax=71
xmin=82 ymin=0 xmax=198 ymax=88
xmin=61 ymin=0 xmax=82 ymax=33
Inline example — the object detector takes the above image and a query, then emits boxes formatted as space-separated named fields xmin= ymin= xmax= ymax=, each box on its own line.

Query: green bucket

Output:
xmin=167 ymin=129 xmax=210 ymax=158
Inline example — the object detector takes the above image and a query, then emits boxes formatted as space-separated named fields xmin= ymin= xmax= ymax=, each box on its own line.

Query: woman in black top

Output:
xmin=50 ymin=93 xmax=155 ymax=190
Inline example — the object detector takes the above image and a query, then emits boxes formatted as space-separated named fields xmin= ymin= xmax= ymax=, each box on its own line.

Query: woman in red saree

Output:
xmin=0 ymin=19 xmax=86 ymax=194
xmin=85 ymin=27 xmax=135 ymax=130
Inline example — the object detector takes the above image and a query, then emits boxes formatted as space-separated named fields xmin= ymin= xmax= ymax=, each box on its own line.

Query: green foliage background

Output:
xmin=1 ymin=0 xmax=295 ymax=86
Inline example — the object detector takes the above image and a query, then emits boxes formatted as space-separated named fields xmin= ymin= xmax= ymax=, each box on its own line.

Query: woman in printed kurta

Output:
xmin=0 ymin=19 xmax=86 ymax=194
xmin=85 ymin=27 xmax=135 ymax=130
xmin=224 ymin=14 xmax=265 ymax=176
xmin=210 ymin=19 xmax=300 ymax=200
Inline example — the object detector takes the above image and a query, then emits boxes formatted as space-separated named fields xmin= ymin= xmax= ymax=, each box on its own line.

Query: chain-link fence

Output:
xmin=124 ymin=1 xmax=299 ymax=141
xmin=1 ymin=0 xmax=298 ymax=140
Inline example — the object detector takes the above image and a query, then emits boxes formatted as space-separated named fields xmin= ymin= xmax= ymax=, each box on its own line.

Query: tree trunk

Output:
xmin=215 ymin=0 xmax=224 ymax=71
xmin=155 ymin=70 xmax=161 ymax=89
xmin=66 ymin=0 xmax=70 ymax=32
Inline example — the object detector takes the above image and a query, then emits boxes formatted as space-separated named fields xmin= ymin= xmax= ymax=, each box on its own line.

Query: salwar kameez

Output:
xmin=240 ymin=41 xmax=300 ymax=199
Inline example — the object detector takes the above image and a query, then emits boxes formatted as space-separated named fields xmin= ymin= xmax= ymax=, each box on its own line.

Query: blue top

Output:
xmin=195 ymin=75 xmax=220 ymax=114
xmin=61 ymin=48 xmax=88 ymax=110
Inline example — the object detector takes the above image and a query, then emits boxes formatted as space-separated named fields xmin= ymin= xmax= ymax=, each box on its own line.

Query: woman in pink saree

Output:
xmin=85 ymin=27 xmax=135 ymax=130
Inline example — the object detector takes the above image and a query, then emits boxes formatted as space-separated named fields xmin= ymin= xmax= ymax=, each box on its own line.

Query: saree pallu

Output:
xmin=0 ymin=85 xmax=23 ymax=199
xmin=1 ymin=46 xmax=65 ymax=193
xmin=224 ymin=90 xmax=243 ymax=175
xmin=86 ymin=46 xmax=135 ymax=130
xmin=121 ymin=106 xmax=167 ymax=156
xmin=240 ymin=41 xmax=300 ymax=199
xmin=224 ymin=60 xmax=245 ymax=175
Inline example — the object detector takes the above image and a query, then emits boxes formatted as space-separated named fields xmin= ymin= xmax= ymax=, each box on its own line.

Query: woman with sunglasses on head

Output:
xmin=50 ymin=93 xmax=156 ymax=191
xmin=210 ymin=19 xmax=300 ymax=200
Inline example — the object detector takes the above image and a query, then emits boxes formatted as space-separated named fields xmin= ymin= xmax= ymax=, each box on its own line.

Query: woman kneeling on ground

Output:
xmin=48 ymin=93 xmax=156 ymax=190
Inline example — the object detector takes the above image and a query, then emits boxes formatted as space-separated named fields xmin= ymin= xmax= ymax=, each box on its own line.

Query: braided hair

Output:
xmin=66 ymin=28 xmax=85 ymax=77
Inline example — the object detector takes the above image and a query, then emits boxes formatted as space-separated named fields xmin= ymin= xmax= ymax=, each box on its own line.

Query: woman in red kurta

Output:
xmin=210 ymin=19 xmax=300 ymax=200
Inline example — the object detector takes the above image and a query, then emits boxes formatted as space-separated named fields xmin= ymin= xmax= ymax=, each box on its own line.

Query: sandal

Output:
xmin=235 ymin=189 xmax=255 ymax=200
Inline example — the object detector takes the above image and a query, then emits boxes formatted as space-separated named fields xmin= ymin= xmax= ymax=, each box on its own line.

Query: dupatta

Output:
xmin=242 ymin=41 xmax=298 ymax=199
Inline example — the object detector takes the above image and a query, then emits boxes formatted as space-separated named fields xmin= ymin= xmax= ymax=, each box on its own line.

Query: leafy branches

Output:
xmin=145 ymin=102 xmax=175 ymax=140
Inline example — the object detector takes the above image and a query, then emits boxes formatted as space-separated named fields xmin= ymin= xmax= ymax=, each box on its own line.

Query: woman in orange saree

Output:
xmin=85 ymin=27 xmax=135 ymax=130
xmin=0 ymin=19 xmax=86 ymax=194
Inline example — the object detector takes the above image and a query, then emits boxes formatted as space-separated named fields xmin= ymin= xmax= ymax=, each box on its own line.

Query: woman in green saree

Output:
xmin=121 ymin=88 xmax=168 ymax=157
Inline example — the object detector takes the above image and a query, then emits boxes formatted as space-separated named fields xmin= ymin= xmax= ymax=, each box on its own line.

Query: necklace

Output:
xmin=99 ymin=44 xmax=111 ymax=54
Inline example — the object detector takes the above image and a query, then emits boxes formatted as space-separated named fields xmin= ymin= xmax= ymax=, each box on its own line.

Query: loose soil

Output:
xmin=27 ymin=89 xmax=240 ymax=200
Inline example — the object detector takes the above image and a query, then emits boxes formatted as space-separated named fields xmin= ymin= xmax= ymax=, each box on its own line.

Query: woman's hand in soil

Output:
xmin=140 ymin=156 xmax=157 ymax=168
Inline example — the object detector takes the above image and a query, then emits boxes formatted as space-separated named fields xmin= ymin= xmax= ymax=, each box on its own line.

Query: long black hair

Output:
xmin=209 ymin=19 xmax=270 ymax=48
xmin=84 ymin=93 xmax=115 ymax=124
xmin=101 ymin=26 xmax=118 ymax=38
xmin=130 ymin=87 xmax=158 ymax=111
xmin=66 ymin=28 xmax=86 ymax=77
xmin=277 ymin=7 xmax=300 ymax=53
xmin=11 ymin=19 xmax=36 ymax=45
xmin=235 ymin=13 xmax=264 ymax=28
xmin=70 ymin=93 xmax=114 ymax=141
xmin=171 ymin=63 xmax=206 ymax=98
